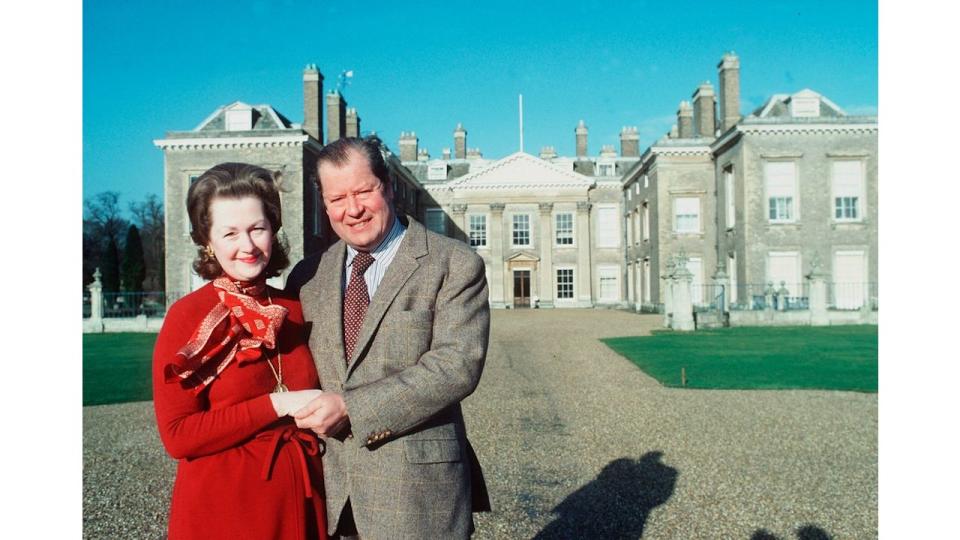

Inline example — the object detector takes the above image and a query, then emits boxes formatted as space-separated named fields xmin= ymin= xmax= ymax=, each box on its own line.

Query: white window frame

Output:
xmin=642 ymin=259 xmax=651 ymax=303
xmin=765 ymin=161 xmax=799 ymax=223
xmin=555 ymin=266 xmax=575 ymax=301
xmin=724 ymin=167 xmax=735 ymax=228
xmin=673 ymin=196 xmax=701 ymax=234
xmin=468 ymin=213 xmax=488 ymax=248
xmin=686 ymin=256 xmax=704 ymax=305
xmin=598 ymin=265 xmax=621 ymax=302
xmin=512 ymin=213 xmax=532 ymax=248
xmin=642 ymin=202 xmax=650 ymax=241
xmin=426 ymin=208 xmax=447 ymax=235
xmin=597 ymin=161 xmax=615 ymax=177
xmin=595 ymin=204 xmax=620 ymax=248
xmin=831 ymin=160 xmax=865 ymax=223
xmin=555 ymin=212 xmax=575 ymax=247
xmin=225 ymin=107 xmax=253 ymax=131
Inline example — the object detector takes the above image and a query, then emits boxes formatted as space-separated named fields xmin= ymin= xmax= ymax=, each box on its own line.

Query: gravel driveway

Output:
xmin=83 ymin=309 xmax=877 ymax=539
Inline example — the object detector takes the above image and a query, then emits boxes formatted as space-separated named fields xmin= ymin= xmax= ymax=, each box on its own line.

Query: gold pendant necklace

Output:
xmin=265 ymin=293 xmax=287 ymax=392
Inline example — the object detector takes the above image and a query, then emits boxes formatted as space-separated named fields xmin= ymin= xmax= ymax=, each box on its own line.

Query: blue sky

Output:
xmin=83 ymin=0 xmax=878 ymax=208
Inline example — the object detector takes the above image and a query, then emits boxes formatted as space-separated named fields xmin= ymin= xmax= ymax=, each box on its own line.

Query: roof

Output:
xmin=749 ymin=89 xmax=848 ymax=119
xmin=190 ymin=101 xmax=296 ymax=133
xmin=450 ymin=151 xmax=594 ymax=191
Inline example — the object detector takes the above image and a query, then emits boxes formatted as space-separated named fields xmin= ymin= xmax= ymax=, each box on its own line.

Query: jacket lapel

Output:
xmin=320 ymin=241 xmax=348 ymax=383
xmin=346 ymin=217 xmax=428 ymax=377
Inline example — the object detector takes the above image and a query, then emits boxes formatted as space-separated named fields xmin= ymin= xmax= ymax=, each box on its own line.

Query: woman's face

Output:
xmin=207 ymin=196 xmax=273 ymax=282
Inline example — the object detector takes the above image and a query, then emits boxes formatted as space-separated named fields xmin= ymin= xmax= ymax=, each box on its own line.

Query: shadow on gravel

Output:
xmin=533 ymin=451 xmax=677 ymax=539
xmin=752 ymin=524 xmax=834 ymax=540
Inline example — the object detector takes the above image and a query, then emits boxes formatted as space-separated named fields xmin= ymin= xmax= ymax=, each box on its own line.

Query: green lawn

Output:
xmin=83 ymin=333 xmax=158 ymax=406
xmin=601 ymin=325 xmax=877 ymax=392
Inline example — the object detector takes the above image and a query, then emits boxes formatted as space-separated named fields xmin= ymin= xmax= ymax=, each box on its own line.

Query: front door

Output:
xmin=513 ymin=270 xmax=531 ymax=308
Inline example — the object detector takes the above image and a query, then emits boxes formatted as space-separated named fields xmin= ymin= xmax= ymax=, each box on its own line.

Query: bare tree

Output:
xmin=130 ymin=194 xmax=165 ymax=290
xmin=83 ymin=192 xmax=129 ymax=289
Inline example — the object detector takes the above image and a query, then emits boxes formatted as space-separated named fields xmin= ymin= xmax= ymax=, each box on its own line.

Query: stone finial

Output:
xmin=93 ymin=267 xmax=102 ymax=285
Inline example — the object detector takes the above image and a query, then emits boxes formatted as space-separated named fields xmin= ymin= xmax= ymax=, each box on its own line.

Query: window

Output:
xmin=832 ymin=161 xmax=864 ymax=221
xmin=427 ymin=163 xmax=447 ymax=181
xmin=727 ymin=253 xmax=738 ymax=305
xmin=642 ymin=260 xmax=651 ymax=303
xmin=468 ymin=214 xmax=487 ymax=248
xmin=555 ymin=213 xmax=574 ymax=246
xmin=765 ymin=162 xmax=797 ymax=222
xmin=225 ymin=108 xmax=253 ymax=131
xmin=426 ymin=208 xmax=446 ymax=235
xmin=556 ymin=268 xmax=574 ymax=299
xmin=674 ymin=197 xmax=700 ymax=233
xmin=687 ymin=257 xmax=704 ymax=305
xmin=833 ymin=250 xmax=867 ymax=309
xmin=642 ymin=203 xmax=649 ymax=241
xmin=596 ymin=205 xmax=619 ymax=248
xmin=512 ymin=214 xmax=531 ymax=247
xmin=598 ymin=162 xmax=614 ymax=177
xmin=767 ymin=251 xmax=802 ymax=296
xmin=627 ymin=189 xmax=632 ymax=201
xmin=643 ymin=175 xmax=649 ymax=189
xmin=598 ymin=266 xmax=620 ymax=301
xmin=724 ymin=167 xmax=735 ymax=228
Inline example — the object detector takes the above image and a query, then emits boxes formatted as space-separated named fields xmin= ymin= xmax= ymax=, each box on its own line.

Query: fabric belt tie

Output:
xmin=259 ymin=426 xmax=321 ymax=499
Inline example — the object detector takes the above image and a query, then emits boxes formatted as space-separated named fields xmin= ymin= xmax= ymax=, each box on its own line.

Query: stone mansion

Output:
xmin=155 ymin=54 xmax=878 ymax=311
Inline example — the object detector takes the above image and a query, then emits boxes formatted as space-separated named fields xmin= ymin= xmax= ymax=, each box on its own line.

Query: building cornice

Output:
xmin=710 ymin=121 xmax=877 ymax=156
xmin=153 ymin=134 xmax=320 ymax=151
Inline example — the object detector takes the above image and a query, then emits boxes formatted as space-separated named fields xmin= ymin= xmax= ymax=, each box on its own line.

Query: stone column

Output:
xmin=661 ymin=257 xmax=676 ymax=328
xmin=451 ymin=203 xmax=468 ymax=244
xmin=672 ymin=260 xmax=695 ymax=331
xmin=576 ymin=201 xmax=592 ymax=307
xmin=806 ymin=257 xmax=829 ymax=326
xmin=489 ymin=203 xmax=506 ymax=309
xmin=87 ymin=268 xmax=104 ymax=333
xmin=538 ymin=203 xmax=554 ymax=308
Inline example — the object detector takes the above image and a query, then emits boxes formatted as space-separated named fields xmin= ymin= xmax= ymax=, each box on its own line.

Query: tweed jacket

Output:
xmin=287 ymin=216 xmax=491 ymax=539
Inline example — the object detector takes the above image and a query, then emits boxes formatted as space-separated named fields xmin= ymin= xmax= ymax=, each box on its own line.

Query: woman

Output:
xmin=153 ymin=163 xmax=327 ymax=539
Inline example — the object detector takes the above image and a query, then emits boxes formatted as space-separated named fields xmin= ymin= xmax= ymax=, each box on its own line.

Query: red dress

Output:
xmin=153 ymin=282 xmax=328 ymax=540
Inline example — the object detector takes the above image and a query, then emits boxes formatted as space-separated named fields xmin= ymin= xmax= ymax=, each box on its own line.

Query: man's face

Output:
xmin=319 ymin=149 xmax=395 ymax=252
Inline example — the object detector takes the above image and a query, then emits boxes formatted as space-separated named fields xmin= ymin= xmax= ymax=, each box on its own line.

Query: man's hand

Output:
xmin=293 ymin=392 xmax=350 ymax=438
xmin=269 ymin=389 xmax=323 ymax=417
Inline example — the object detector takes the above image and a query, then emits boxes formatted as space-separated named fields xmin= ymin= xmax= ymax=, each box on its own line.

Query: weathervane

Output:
xmin=337 ymin=70 xmax=354 ymax=93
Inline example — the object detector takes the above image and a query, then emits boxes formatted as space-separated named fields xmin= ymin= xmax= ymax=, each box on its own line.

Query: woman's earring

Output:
xmin=204 ymin=246 xmax=215 ymax=260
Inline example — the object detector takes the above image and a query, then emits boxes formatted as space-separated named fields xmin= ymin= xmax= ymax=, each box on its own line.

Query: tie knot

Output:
xmin=351 ymin=251 xmax=375 ymax=277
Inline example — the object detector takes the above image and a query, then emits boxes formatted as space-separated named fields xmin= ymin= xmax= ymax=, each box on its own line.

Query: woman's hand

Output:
xmin=269 ymin=389 xmax=324 ymax=417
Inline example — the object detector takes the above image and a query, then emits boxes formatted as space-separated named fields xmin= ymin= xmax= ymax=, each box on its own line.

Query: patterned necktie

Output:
xmin=343 ymin=251 xmax=375 ymax=363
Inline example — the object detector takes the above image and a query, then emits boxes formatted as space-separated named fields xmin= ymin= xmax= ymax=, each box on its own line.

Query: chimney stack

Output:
xmin=466 ymin=147 xmax=482 ymax=159
xmin=326 ymin=91 xmax=347 ymax=143
xmin=575 ymin=120 xmax=588 ymax=157
xmin=398 ymin=132 xmax=418 ymax=162
xmin=677 ymin=101 xmax=694 ymax=139
xmin=453 ymin=123 xmax=467 ymax=159
xmin=442 ymin=148 xmax=451 ymax=160
xmin=302 ymin=64 xmax=323 ymax=142
xmin=620 ymin=126 xmax=639 ymax=157
xmin=417 ymin=148 xmax=430 ymax=161
xmin=345 ymin=107 xmax=360 ymax=138
xmin=540 ymin=146 xmax=557 ymax=159
xmin=718 ymin=52 xmax=741 ymax=131
xmin=692 ymin=82 xmax=716 ymax=138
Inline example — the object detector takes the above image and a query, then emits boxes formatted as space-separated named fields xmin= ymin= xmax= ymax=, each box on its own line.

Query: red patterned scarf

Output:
xmin=164 ymin=277 xmax=289 ymax=393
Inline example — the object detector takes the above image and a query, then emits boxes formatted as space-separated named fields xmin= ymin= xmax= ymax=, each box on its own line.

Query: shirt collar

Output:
xmin=346 ymin=215 xmax=404 ymax=267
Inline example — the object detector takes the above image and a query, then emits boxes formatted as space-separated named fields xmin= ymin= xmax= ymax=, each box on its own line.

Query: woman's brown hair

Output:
xmin=186 ymin=162 xmax=290 ymax=280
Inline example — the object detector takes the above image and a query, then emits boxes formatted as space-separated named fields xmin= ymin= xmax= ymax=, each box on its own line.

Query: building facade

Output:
xmin=622 ymin=53 xmax=878 ymax=313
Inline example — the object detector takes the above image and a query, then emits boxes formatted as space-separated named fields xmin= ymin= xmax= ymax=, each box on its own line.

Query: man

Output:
xmin=287 ymin=135 xmax=490 ymax=539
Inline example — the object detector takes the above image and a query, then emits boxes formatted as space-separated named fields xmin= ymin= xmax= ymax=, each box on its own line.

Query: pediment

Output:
xmin=506 ymin=251 xmax=540 ymax=263
xmin=451 ymin=152 xmax=594 ymax=191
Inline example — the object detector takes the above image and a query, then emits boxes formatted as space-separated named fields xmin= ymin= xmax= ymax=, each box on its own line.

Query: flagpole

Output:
xmin=519 ymin=94 xmax=524 ymax=153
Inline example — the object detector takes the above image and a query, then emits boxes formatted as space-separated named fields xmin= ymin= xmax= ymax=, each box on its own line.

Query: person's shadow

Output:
xmin=534 ymin=451 xmax=678 ymax=539
xmin=752 ymin=525 xmax=834 ymax=540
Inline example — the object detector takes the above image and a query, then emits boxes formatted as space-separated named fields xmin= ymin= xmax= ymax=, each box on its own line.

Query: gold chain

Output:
xmin=265 ymin=292 xmax=287 ymax=392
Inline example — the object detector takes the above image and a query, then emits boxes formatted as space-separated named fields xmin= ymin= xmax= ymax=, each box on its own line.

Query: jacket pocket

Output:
xmin=403 ymin=438 xmax=461 ymax=464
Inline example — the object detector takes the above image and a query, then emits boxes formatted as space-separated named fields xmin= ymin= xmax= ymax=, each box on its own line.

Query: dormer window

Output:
xmin=427 ymin=163 xmax=447 ymax=181
xmin=598 ymin=161 xmax=615 ymax=177
xmin=790 ymin=95 xmax=820 ymax=118
xmin=225 ymin=107 xmax=253 ymax=131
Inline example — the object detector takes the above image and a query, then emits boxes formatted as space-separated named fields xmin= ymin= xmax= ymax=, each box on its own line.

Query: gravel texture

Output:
xmin=83 ymin=310 xmax=877 ymax=539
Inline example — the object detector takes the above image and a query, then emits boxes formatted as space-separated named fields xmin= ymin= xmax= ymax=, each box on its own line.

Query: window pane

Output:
xmin=597 ymin=206 xmax=619 ymax=248
xmin=557 ymin=268 xmax=574 ymax=299
xmin=555 ymin=213 xmax=573 ymax=245
xmin=469 ymin=215 xmax=486 ymax=247
xmin=426 ymin=209 xmax=446 ymax=235
xmin=512 ymin=214 xmax=530 ymax=246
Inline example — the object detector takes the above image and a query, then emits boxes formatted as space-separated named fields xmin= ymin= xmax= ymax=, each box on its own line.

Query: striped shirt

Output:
xmin=344 ymin=216 xmax=407 ymax=298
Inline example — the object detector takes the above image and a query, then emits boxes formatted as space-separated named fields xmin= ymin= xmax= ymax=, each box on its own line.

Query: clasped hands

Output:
xmin=270 ymin=390 xmax=349 ymax=438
